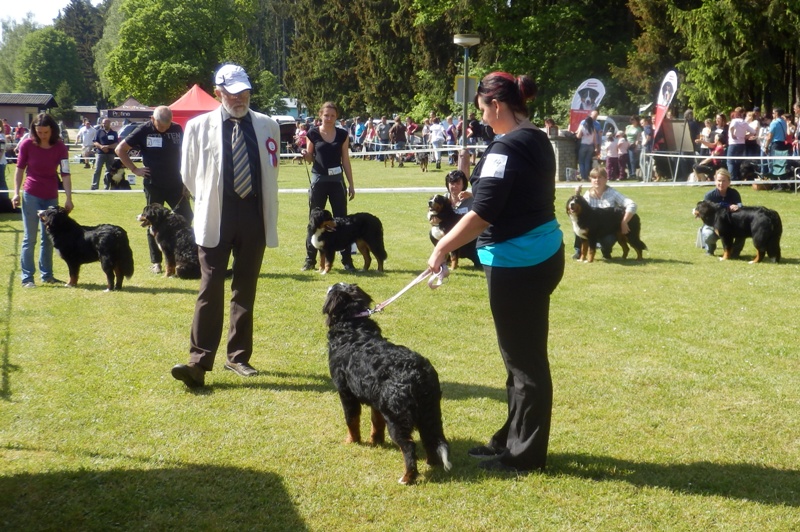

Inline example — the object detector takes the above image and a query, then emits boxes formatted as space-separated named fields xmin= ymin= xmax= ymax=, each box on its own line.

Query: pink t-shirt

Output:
xmin=17 ymin=137 xmax=70 ymax=200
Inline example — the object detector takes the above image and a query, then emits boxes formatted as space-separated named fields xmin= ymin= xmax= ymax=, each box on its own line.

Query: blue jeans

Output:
xmin=727 ymin=144 xmax=746 ymax=181
xmin=578 ymin=144 xmax=594 ymax=180
xmin=21 ymin=192 xmax=58 ymax=284
xmin=92 ymin=152 xmax=116 ymax=189
xmin=430 ymin=139 xmax=444 ymax=162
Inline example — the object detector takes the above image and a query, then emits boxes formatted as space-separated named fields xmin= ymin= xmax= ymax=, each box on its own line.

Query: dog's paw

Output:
xmin=398 ymin=471 xmax=417 ymax=485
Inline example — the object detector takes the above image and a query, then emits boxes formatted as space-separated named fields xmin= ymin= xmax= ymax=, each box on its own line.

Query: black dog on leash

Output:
xmin=323 ymin=282 xmax=452 ymax=484
xmin=308 ymin=207 xmax=387 ymax=274
xmin=38 ymin=206 xmax=134 ymax=290
xmin=137 ymin=203 xmax=201 ymax=279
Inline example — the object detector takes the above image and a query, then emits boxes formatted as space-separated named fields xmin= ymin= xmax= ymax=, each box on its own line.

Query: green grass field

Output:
xmin=1 ymin=157 xmax=799 ymax=530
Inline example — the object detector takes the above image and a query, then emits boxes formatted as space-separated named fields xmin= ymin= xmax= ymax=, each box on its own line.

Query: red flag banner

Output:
xmin=568 ymin=78 xmax=606 ymax=132
xmin=653 ymin=71 xmax=678 ymax=138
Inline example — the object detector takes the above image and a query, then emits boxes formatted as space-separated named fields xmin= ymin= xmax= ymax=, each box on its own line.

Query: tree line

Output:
xmin=1 ymin=0 xmax=798 ymax=125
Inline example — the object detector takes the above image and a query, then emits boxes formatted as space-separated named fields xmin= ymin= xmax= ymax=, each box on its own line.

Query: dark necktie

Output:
xmin=231 ymin=118 xmax=252 ymax=198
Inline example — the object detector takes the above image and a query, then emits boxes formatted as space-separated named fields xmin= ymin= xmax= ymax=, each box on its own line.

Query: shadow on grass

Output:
xmin=575 ymin=257 xmax=694 ymax=266
xmin=42 ymin=282 xmax=200 ymax=295
xmin=441 ymin=380 xmax=505 ymax=402
xmin=0 ymin=464 xmax=308 ymax=530
xmin=1 ymin=230 xmax=19 ymax=401
xmin=173 ymin=370 xmax=333 ymax=395
xmin=553 ymin=452 xmax=800 ymax=507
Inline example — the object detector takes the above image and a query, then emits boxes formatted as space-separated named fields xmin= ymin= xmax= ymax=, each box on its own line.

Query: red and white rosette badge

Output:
xmin=266 ymin=138 xmax=278 ymax=167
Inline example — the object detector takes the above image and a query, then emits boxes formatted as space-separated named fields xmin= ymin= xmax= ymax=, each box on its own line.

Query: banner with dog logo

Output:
xmin=568 ymin=78 xmax=606 ymax=132
xmin=653 ymin=70 xmax=678 ymax=138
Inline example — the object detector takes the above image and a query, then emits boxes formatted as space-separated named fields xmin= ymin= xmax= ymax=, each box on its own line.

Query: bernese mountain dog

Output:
xmin=693 ymin=200 xmax=782 ymax=263
xmin=416 ymin=151 xmax=429 ymax=172
xmin=137 ymin=203 xmax=200 ymax=279
xmin=323 ymin=282 xmax=452 ymax=484
xmin=308 ymin=207 xmax=387 ymax=274
xmin=38 ymin=206 xmax=134 ymax=291
xmin=566 ymin=187 xmax=647 ymax=262
xmin=104 ymin=159 xmax=132 ymax=190
xmin=427 ymin=194 xmax=479 ymax=269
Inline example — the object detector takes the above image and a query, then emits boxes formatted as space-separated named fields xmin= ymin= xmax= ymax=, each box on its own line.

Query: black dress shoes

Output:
xmin=467 ymin=444 xmax=506 ymax=459
xmin=224 ymin=362 xmax=258 ymax=377
xmin=171 ymin=363 xmax=205 ymax=388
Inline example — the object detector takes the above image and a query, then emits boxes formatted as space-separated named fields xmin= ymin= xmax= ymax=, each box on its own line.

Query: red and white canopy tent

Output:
xmin=169 ymin=84 xmax=220 ymax=130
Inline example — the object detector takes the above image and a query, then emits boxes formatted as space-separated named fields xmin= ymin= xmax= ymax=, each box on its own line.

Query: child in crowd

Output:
xmin=616 ymin=130 xmax=629 ymax=180
xmin=603 ymin=131 xmax=621 ymax=180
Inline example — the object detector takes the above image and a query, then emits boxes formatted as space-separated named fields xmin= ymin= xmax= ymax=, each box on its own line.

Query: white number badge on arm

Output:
xmin=480 ymin=153 xmax=508 ymax=178
xmin=60 ymin=159 xmax=70 ymax=174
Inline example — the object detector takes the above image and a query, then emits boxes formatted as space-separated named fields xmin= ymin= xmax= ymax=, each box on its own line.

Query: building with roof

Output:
xmin=0 ymin=93 xmax=58 ymax=129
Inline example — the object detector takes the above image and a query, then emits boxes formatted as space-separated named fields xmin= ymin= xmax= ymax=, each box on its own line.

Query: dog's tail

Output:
xmin=417 ymin=390 xmax=452 ymax=471
xmin=437 ymin=442 xmax=452 ymax=472
xmin=627 ymin=215 xmax=648 ymax=252
xmin=119 ymin=230 xmax=135 ymax=279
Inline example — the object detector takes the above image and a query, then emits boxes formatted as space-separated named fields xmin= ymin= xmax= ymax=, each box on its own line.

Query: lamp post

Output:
xmin=453 ymin=33 xmax=480 ymax=151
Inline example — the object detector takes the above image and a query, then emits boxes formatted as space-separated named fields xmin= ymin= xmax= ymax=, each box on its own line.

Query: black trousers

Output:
xmin=484 ymin=244 xmax=564 ymax=470
xmin=189 ymin=194 xmax=265 ymax=370
xmin=143 ymin=182 xmax=193 ymax=264
xmin=305 ymin=179 xmax=353 ymax=266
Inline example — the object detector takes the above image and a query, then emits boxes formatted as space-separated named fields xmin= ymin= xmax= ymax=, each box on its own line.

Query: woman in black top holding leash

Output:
xmin=428 ymin=72 xmax=564 ymax=473
xmin=300 ymin=102 xmax=356 ymax=271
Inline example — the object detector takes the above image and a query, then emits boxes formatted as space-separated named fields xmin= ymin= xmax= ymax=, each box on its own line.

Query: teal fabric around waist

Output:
xmin=478 ymin=219 xmax=563 ymax=267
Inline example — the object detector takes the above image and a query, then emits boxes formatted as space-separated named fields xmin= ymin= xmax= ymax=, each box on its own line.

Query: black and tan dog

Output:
xmin=566 ymin=186 xmax=647 ymax=262
xmin=323 ymin=282 xmax=452 ymax=484
xmin=416 ymin=151 xmax=429 ymax=172
xmin=427 ymin=194 xmax=479 ymax=269
xmin=104 ymin=159 xmax=132 ymax=190
xmin=308 ymin=207 xmax=387 ymax=274
xmin=137 ymin=203 xmax=200 ymax=279
xmin=693 ymin=200 xmax=782 ymax=262
xmin=38 ymin=205 xmax=134 ymax=291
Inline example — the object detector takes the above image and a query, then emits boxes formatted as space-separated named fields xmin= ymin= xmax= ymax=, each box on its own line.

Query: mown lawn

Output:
xmin=1 ymin=158 xmax=798 ymax=530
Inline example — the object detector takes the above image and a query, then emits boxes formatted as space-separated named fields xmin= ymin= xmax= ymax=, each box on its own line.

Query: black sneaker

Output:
xmin=301 ymin=261 xmax=315 ymax=271
xmin=342 ymin=264 xmax=357 ymax=272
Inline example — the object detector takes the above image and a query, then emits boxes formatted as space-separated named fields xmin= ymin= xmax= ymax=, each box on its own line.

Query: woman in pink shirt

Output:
xmin=12 ymin=113 xmax=73 ymax=287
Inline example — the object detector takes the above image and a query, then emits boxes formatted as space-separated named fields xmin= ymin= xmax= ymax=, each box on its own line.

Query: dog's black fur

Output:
xmin=38 ymin=206 xmax=134 ymax=290
xmin=427 ymin=194 xmax=479 ymax=269
xmin=137 ymin=203 xmax=200 ymax=278
xmin=308 ymin=207 xmax=387 ymax=274
xmin=693 ymin=200 xmax=782 ymax=262
xmin=566 ymin=187 xmax=647 ymax=262
xmin=416 ymin=151 xmax=429 ymax=172
xmin=322 ymin=282 xmax=451 ymax=484
xmin=104 ymin=159 xmax=132 ymax=190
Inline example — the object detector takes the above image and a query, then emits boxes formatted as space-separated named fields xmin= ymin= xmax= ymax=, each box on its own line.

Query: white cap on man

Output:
xmin=214 ymin=64 xmax=252 ymax=94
